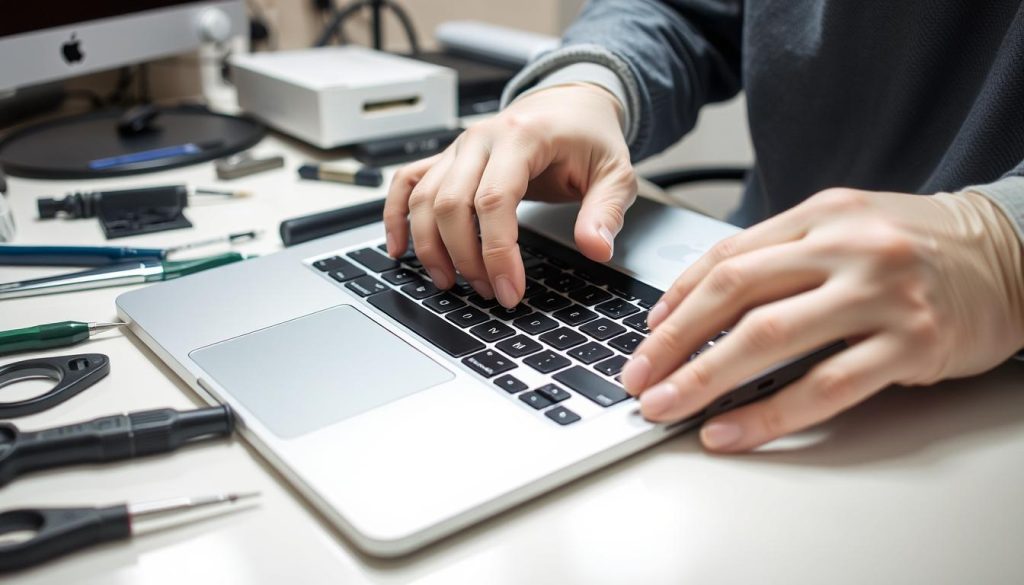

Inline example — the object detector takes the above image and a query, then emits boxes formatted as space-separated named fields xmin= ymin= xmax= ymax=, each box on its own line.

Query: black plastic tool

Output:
xmin=0 ymin=405 xmax=234 ymax=487
xmin=0 ymin=354 xmax=109 ymax=418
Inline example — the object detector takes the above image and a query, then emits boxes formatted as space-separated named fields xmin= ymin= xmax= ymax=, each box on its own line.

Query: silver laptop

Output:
xmin=116 ymin=197 xmax=838 ymax=556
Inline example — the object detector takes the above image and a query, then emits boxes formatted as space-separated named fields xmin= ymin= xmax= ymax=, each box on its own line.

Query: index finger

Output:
xmin=383 ymin=153 xmax=443 ymax=257
xmin=474 ymin=147 xmax=532 ymax=308
xmin=647 ymin=191 xmax=856 ymax=329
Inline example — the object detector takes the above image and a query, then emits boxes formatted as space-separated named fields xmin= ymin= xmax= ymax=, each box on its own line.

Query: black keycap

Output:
xmin=446 ymin=306 xmax=490 ymax=328
xmin=470 ymin=320 xmax=516 ymax=342
xmin=345 ymin=275 xmax=388 ymax=297
xmin=402 ymin=280 xmax=440 ymax=300
xmin=569 ymin=285 xmax=612 ymax=306
xmin=513 ymin=313 xmax=558 ymax=335
xmin=580 ymin=318 xmax=626 ymax=341
xmin=546 ymin=274 xmax=585 ymax=293
xmin=518 ymin=391 xmax=553 ymax=410
xmin=468 ymin=293 xmax=499 ymax=308
xmin=595 ymin=298 xmax=641 ymax=319
xmin=623 ymin=311 xmax=651 ymax=334
xmin=494 ymin=374 xmax=528 ymax=394
xmin=526 ymin=263 xmax=560 ymax=280
xmin=594 ymin=355 xmax=627 ymax=376
xmin=463 ymin=349 xmax=517 ymax=378
xmin=539 ymin=327 xmax=587 ymax=350
xmin=328 ymin=261 xmax=366 ymax=282
xmin=553 ymin=366 xmax=630 ymax=407
xmin=382 ymin=268 xmax=420 ymax=286
xmin=545 ymin=406 xmax=581 ymax=426
xmin=490 ymin=304 xmax=533 ymax=320
xmin=524 ymin=279 xmax=544 ymax=296
xmin=552 ymin=305 xmax=598 ymax=326
xmin=528 ymin=292 xmax=572 ymax=312
xmin=368 ymin=289 xmax=484 ymax=357
xmin=424 ymin=293 xmax=466 ymax=314
xmin=452 ymin=279 xmax=475 ymax=296
xmin=348 ymin=248 xmax=400 ymax=272
xmin=535 ymin=383 xmax=570 ymax=403
xmin=607 ymin=286 xmax=639 ymax=301
xmin=313 ymin=256 xmax=349 ymax=272
xmin=523 ymin=350 xmax=572 ymax=374
xmin=608 ymin=331 xmax=644 ymax=354
xmin=404 ymin=257 xmax=424 ymax=269
xmin=377 ymin=242 xmax=416 ymax=261
xmin=495 ymin=335 xmax=543 ymax=358
xmin=522 ymin=256 xmax=544 ymax=269
xmin=569 ymin=342 xmax=614 ymax=364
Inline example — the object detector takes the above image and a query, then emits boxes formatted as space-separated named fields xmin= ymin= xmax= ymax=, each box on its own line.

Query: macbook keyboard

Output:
xmin=307 ymin=228 xmax=719 ymax=427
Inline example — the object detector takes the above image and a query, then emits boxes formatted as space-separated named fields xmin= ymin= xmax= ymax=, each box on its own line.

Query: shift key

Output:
xmin=368 ymin=289 xmax=484 ymax=357
xmin=553 ymin=366 xmax=630 ymax=407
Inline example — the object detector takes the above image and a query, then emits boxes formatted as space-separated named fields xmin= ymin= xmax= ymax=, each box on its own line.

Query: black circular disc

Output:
xmin=0 ymin=105 xmax=266 ymax=179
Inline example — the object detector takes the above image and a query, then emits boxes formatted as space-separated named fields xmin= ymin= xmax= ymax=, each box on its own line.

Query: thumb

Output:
xmin=574 ymin=163 xmax=638 ymax=262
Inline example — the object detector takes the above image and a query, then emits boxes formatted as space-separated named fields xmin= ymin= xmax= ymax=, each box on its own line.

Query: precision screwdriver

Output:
xmin=0 ymin=492 xmax=259 ymax=572
xmin=0 ymin=405 xmax=235 ymax=486
xmin=0 ymin=321 xmax=126 ymax=356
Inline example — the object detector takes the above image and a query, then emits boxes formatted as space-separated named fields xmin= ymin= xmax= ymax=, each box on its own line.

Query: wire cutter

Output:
xmin=0 ymin=492 xmax=259 ymax=573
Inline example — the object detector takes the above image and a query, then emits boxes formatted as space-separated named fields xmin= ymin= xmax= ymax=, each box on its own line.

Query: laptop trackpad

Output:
xmin=190 ymin=305 xmax=454 ymax=439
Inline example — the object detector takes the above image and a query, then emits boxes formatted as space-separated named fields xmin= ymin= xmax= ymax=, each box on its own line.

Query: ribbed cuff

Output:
xmin=967 ymin=175 xmax=1024 ymax=244
xmin=500 ymin=43 xmax=642 ymax=147
xmin=513 ymin=62 xmax=631 ymax=135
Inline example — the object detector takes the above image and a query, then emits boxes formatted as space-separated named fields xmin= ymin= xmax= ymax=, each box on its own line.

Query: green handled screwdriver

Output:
xmin=0 ymin=321 xmax=127 ymax=356
xmin=0 ymin=252 xmax=248 ymax=300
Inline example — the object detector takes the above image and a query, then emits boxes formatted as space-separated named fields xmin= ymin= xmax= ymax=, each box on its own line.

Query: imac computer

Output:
xmin=0 ymin=1 xmax=262 ymax=179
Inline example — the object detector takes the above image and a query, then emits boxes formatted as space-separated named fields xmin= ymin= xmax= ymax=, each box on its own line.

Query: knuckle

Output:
xmin=683 ymin=358 xmax=714 ymax=389
xmin=756 ymin=402 xmax=789 ymax=439
xmin=407 ymin=187 xmax=435 ymax=211
xmin=812 ymin=187 xmax=869 ymax=212
xmin=501 ymin=111 xmax=542 ymax=136
xmin=707 ymin=237 xmax=741 ymax=265
xmin=812 ymin=367 xmax=856 ymax=407
xmin=432 ymin=193 xmax=464 ymax=220
xmin=481 ymin=240 xmax=518 ymax=263
xmin=706 ymin=260 xmax=747 ymax=297
xmin=906 ymin=311 xmax=940 ymax=346
xmin=870 ymin=226 xmax=917 ymax=266
xmin=743 ymin=310 xmax=789 ymax=351
xmin=474 ymin=187 xmax=509 ymax=215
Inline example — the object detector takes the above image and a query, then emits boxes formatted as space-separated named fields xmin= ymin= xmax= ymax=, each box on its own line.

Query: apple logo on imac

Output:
xmin=61 ymin=33 xmax=84 ymax=65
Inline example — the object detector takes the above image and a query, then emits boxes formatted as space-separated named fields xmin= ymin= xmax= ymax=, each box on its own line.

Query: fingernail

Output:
xmin=598 ymin=224 xmax=615 ymax=256
xmin=621 ymin=355 xmax=651 ymax=394
xmin=427 ymin=267 xmax=450 ymax=289
xmin=701 ymin=422 xmax=743 ymax=451
xmin=385 ymin=231 xmax=398 ymax=257
xmin=640 ymin=382 xmax=678 ymax=418
xmin=472 ymin=279 xmax=494 ymax=298
xmin=647 ymin=301 xmax=669 ymax=328
xmin=494 ymin=275 xmax=518 ymax=308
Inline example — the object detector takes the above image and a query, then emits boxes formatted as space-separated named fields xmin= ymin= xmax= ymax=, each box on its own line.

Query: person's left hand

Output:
xmin=619 ymin=187 xmax=1024 ymax=452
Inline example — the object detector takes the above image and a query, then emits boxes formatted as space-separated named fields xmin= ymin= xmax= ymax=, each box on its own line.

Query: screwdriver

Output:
xmin=0 ymin=405 xmax=235 ymax=486
xmin=0 ymin=321 xmax=126 ymax=356
xmin=0 ymin=492 xmax=259 ymax=573
xmin=0 ymin=251 xmax=248 ymax=299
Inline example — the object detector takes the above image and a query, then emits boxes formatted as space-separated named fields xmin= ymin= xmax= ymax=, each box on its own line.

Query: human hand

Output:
xmin=383 ymin=84 xmax=637 ymax=307
xmin=620 ymin=188 xmax=1024 ymax=452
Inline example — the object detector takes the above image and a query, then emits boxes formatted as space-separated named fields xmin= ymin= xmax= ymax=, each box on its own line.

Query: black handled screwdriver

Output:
xmin=0 ymin=405 xmax=234 ymax=486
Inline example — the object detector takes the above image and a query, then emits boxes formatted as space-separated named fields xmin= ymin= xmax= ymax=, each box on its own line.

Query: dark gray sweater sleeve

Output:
xmin=501 ymin=0 xmax=743 ymax=161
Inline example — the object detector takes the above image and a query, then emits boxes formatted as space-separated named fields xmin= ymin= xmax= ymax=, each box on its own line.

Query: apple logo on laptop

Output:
xmin=61 ymin=34 xmax=84 ymax=65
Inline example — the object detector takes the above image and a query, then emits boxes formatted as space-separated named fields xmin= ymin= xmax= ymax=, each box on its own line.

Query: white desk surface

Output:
xmin=2 ymin=133 xmax=1023 ymax=585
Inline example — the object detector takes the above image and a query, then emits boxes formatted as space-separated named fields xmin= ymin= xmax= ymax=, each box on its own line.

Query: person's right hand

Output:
xmin=383 ymin=83 xmax=637 ymax=308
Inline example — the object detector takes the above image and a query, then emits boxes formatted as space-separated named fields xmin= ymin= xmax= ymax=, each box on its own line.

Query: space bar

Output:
xmin=367 ymin=289 xmax=484 ymax=358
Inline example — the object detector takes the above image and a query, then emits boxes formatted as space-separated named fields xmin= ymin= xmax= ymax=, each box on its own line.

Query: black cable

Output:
xmin=106 ymin=66 xmax=135 ymax=106
xmin=315 ymin=1 xmax=366 ymax=47
xmin=384 ymin=0 xmax=420 ymax=55
xmin=314 ymin=0 xmax=419 ymax=54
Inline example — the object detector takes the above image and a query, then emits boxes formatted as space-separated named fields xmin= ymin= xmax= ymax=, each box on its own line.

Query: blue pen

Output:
xmin=88 ymin=140 xmax=223 ymax=170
